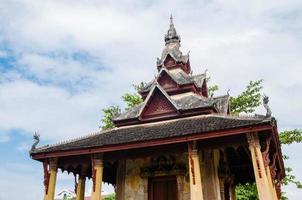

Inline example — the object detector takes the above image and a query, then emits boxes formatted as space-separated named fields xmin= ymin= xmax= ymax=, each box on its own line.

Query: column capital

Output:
xmin=49 ymin=158 xmax=58 ymax=170
xmin=92 ymin=153 xmax=103 ymax=166
xmin=79 ymin=165 xmax=89 ymax=179
xmin=188 ymin=141 xmax=198 ymax=156
xmin=246 ymin=132 xmax=260 ymax=148
xmin=92 ymin=153 xmax=103 ymax=160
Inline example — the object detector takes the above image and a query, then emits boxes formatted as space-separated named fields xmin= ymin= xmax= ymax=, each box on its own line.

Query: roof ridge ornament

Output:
xmin=30 ymin=131 xmax=40 ymax=152
xmin=164 ymin=15 xmax=181 ymax=45
xmin=263 ymin=94 xmax=272 ymax=117
xmin=170 ymin=14 xmax=173 ymax=26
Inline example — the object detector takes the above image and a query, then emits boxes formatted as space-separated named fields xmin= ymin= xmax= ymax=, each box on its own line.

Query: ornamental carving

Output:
xmin=158 ymin=72 xmax=178 ymax=90
xmin=91 ymin=157 xmax=96 ymax=192
xmin=261 ymin=136 xmax=272 ymax=167
xmin=188 ymin=142 xmax=196 ymax=185
xmin=163 ymin=55 xmax=177 ymax=67
xmin=140 ymin=155 xmax=186 ymax=177
xmin=43 ymin=160 xmax=50 ymax=195
xmin=141 ymin=90 xmax=177 ymax=118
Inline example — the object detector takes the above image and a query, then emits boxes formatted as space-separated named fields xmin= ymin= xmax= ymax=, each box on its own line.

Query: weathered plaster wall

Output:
xmin=124 ymin=153 xmax=190 ymax=200
xmin=125 ymin=158 xmax=148 ymax=200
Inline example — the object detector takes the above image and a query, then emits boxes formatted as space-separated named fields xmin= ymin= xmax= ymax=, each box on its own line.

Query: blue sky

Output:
xmin=0 ymin=0 xmax=302 ymax=199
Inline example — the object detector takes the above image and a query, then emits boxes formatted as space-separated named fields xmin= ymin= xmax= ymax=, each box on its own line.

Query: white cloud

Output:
xmin=0 ymin=0 xmax=302 ymax=199
xmin=0 ymin=78 xmax=111 ymax=141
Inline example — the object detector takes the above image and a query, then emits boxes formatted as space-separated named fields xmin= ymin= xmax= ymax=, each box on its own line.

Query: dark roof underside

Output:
xmin=32 ymin=115 xmax=273 ymax=154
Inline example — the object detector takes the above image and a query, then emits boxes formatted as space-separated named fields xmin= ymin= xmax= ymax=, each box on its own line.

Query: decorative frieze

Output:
xmin=140 ymin=155 xmax=186 ymax=178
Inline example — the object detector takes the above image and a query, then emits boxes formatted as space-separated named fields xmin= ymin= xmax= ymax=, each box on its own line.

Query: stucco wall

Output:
xmin=124 ymin=153 xmax=190 ymax=200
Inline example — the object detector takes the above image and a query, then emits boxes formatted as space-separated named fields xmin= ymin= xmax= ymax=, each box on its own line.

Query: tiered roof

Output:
xmin=113 ymin=16 xmax=229 ymax=126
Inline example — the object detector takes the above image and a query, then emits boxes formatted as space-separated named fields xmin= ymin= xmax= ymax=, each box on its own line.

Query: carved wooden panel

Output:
xmin=163 ymin=54 xmax=176 ymax=67
xmin=158 ymin=72 xmax=178 ymax=90
xmin=141 ymin=89 xmax=177 ymax=119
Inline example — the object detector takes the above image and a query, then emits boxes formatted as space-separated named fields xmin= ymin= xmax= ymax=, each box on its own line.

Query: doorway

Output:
xmin=148 ymin=176 xmax=178 ymax=200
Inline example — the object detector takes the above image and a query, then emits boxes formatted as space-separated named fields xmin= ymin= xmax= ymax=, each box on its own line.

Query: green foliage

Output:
xmin=103 ymin=193 xmax=115 ymax=200
xmin=208 ymin=85 xmax=219 ymax=97
xmin=122 ymin=83 xmax=144 ymax=109
xmin=100 ymin=106 xmax=121 ymax=130
xmin=230 ymin=80 xmax=263 ymax=114
xmin=206 ymin=77 xmax=219 ymax=97
xmin=100 ymin=83 xmax=144 ymax=130
xmin=278 ymin=129 xmax=302 ymax=189
xmin=279 ymin=129 xmax=302 ymax=145
xmin=122 ymin=93 xmax=143 ymax=109
xmin=283 ymin=167 xmax=302 ymax=189
xmin=236 ymin=183 xmax=258 ymax=200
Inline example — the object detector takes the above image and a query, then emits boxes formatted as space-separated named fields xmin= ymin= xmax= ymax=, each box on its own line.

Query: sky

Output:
xmin=0 ymin=0 xmax=301 ymax=199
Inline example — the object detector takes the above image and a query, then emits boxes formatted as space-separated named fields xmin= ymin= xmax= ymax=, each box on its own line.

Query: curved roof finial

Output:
xmin=165 ymin=14 xmax=180 ymax=45
xmin=263 ymin=94 xmax=272 ymax=117
xmin=170 ymin=14 xmax=174 ymax=26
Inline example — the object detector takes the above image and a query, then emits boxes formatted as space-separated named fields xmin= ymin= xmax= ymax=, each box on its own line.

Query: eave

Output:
xmin=31 ymin=123 xmax=273 ymax=160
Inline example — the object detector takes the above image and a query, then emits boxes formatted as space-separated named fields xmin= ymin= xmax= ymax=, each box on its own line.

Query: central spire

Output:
xmin=164 ymin=15 xmax=181 ymax=45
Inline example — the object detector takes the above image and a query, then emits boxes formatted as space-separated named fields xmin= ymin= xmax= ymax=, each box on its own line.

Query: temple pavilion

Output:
xmin=30 ymin=17 xmax=285 ymax=200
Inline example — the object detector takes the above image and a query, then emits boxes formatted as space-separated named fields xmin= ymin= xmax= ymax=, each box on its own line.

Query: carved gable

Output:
xmin=158 ymin=71 xmax=178 ymax=90
xmin=163 ymin=54 xmax=176 ymax=67
xmin=140 ymin=87 xmax=178 ymax=119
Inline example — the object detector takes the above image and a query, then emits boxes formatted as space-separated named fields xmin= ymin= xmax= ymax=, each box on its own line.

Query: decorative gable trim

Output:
xmin=157 ymin=52 xmax=189 ymax=67
xmin=157 ymin=69 xmax=179 ymax=90
xmin=138 ymin=84 xmax=179 ymax=119
xmin=163 ymin=53 xmax=177 ymax=67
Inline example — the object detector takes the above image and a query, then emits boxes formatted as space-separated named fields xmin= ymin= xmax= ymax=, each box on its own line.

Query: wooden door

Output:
xmin=148 ymin=176 xmax=178 ymax=200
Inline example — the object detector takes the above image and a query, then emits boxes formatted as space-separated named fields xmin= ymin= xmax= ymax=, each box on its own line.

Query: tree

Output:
xmin=100 ymin=79 xmax=301 ymax=199
xmin=100 ymin=106 xmax=121 ymax=130
xmin=100 ymin=84 xmax=144 ymax=130
xmin=103 ymin=194 xmax=116 ymax=200
xmin=279 ymin=129 xmax=302 ymax=190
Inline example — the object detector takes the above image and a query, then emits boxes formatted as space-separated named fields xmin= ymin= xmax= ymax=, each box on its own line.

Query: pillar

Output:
xmin=188 ymin=141 xmax=204 ymax=200
xmin=116 ymin=160 xmax=126 ymax=200
xmin=266 ymin=166 xmax=278 ymax=200
xmin=91 ymin=155 xmax=104 ymax=200
xmin=176 ymin=175 xmax=185 ymax=200
xmin=44 ymin=158 xmax=58 ymax=200
xmin=229 ymin=183 xmax=236 ymax=200
xmin=246 ymin=133 xmax=273 ymax=200
xmin=219 ymin=178 xmax=225 ymax=200
xmin=76 ymin=166 xmax=87 ymax=200
xmin=202 ymin=149 xmax=221 ymax=200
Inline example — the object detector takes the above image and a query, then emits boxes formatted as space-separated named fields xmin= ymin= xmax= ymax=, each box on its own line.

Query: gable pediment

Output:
xmin=139 ymin=85 xmax=178 ymax=119
xmin=157 ymin=70 xmax=178 ymax=90
xmin=163 ymin=54 xmax=177 ymax=67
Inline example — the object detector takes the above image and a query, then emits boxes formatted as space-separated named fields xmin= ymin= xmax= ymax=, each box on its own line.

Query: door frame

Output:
xmin=148 ymin=175 xmax=178 ymax=200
